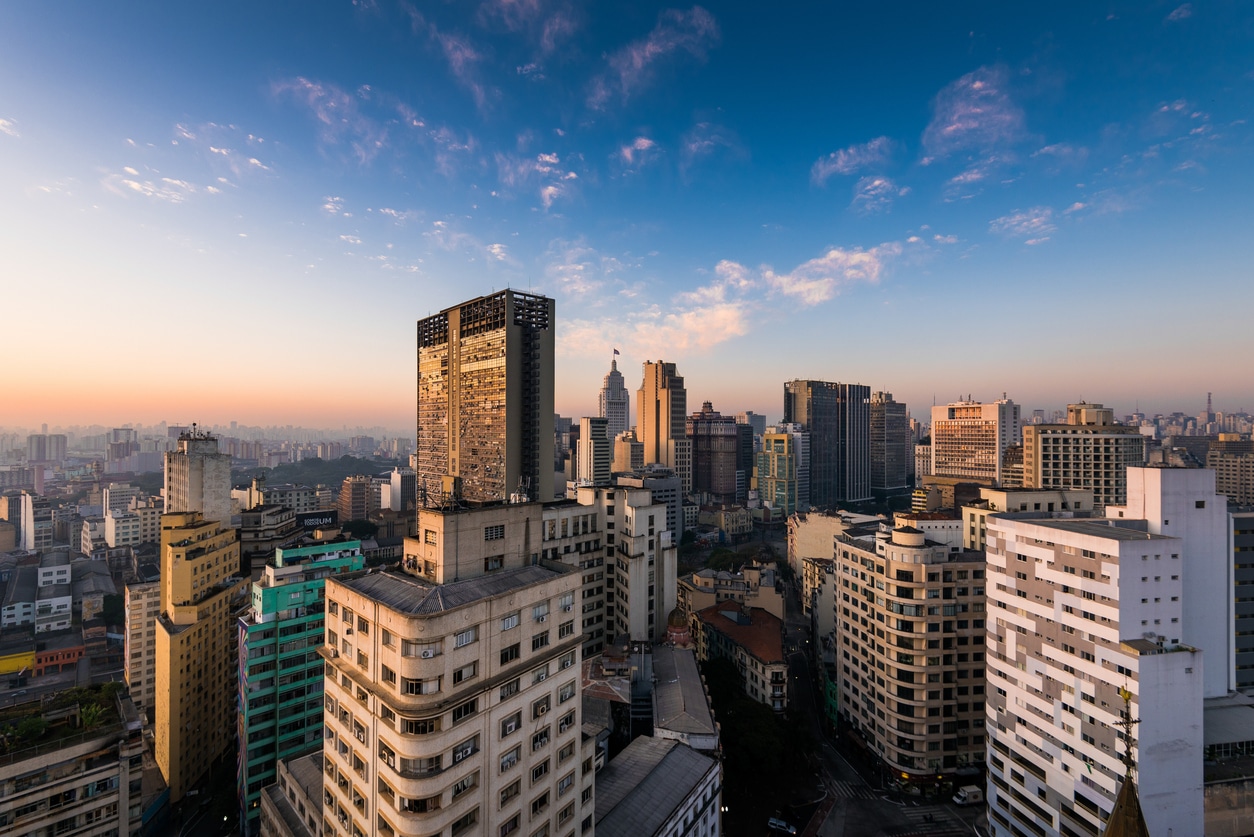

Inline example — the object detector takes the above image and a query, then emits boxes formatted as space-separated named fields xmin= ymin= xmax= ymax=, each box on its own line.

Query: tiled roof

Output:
xmin=695 ymin=604 xmax=784 ymax=665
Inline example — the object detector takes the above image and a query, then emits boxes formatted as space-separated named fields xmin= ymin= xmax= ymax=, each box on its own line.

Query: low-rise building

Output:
xmin=678 ymin=564 xmax=784 ymax=624
xmin=594 ymin=736 xmax=721 ymax=837
xmin=693 ymin=604 xmax=787 ymax=712
xmin=259 ymin=752 xmax=324 ymax=837
xmin=651 ymin=645 xmax=719 ymax=752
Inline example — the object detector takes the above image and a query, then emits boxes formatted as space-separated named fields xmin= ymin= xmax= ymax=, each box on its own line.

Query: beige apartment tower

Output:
xmin=1022 ymin=402 xmax=1145 ymax=512
xmin=154 ymin=511 xmax=248 ymax=801
xmin=164 ymin=429 xmax=232 ymax=525
xmin=321 ymin=560 xmax=594 ymax=837
xmin=416 ymin=291 xmax=556 ymax=508
xmin=930 ymin=397 xmax=1020 ymax=486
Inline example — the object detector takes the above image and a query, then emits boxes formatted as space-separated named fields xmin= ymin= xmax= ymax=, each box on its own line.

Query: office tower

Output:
xmin=1207 ymin=435 xmax=1254 ymax=504
xmin=322 ymin=558 xmax=592 ymax=837
xmin=638 ymin=360 xmax=692 ymax=494
xmin=0 ymin=686 xmax=146 ymax=837
xmin=985 ymin=512 xmax=1203 ymax=837
xmin=869 ymin=391 xmax=910 ymax=494
xmin=164 ymin=428 xmax=232 ymax=526
xmin=834 ymin=526 xmax=986 ymax=783
xmin=1022 ymin=402 xmax=1146 ymax=512
xmin=612 ymin=430 xmax=644 ymax=474
xmin=756 ymin=431 xmax=803 ymax=515
xmin=783 ymin=380 xmax=871 ymax=507
xmin=599 ymin=356 xmax=631 ymax=441
xmin=587 ymin=484 xmax=677 ymax=642
xmin=26 ymin=433 xmax=47 ymax=462
xmin=687 ymin=401 xmax=739 ymax=504
xmin=124 ymin=576 xmax=161 ymax=717
xmin=416 ymin=290 xmax=555 ymax=507
xmin=735 ymin=422 xmax=754 ymax=503
xmin=736 ymin=411 xmax=768 ymax=438
xmin=336 ymin=474 xmax=378 ymax=522
xmin=929 ymin=397 xmax=1021 ymax=486
xmin=154 ymin=511 xmax=248 ymax=801
xmin=575 ymin=416 xmax=611 ymax=485
xmin=238 ymin=538 xmax=364 ymax=834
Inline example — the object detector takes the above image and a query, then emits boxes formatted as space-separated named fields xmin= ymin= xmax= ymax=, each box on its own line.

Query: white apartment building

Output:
xmin=105 ymin=509 xmax=143 ymax=548
xmin=962 ymin=487 xmax=1093 ymax=551
xmin=322 ymin=561 xmax=594 ymax=837
xmin=984 ymin=513 xmax=1204 ymax=837
xmin=125 ymin=579 xmax=161 ymax=716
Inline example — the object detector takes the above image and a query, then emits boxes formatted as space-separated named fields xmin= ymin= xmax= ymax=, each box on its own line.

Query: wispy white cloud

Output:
xmin=1166 ymin=4 xmax=1192 ymax=21
xmin=273 ymin=77 xmax=387 ymax=163
xmin=544 ymin=238 xmax=634 ymax=297
xmin=851 ymin=176 xmax=909 ymax=214
xmin=101 ymin=173 xmax=200 ymax=204
xmin=340 ymin=234 xmax=362 ymax=245
xmin=811 ymin=136 xmax=895 ymax=184
xmin=495 ymin=151 xmax=578 ymax=208
xmin=680 ymin=122 xmax=742 ymax=170
xmin=375 ymin=207 xmax=420 ymax=223
xmin=0 ymin=118 xmax=21 ymax=138
xmin=989 ymin=206 xmax=1055 ymax=243
xmin=618 ymin=136 xmax=660 ymax=168
xmin=923 ymin=66 xmax=1024 ymax=159
xmin=761 ymin=243 xmax=901 ymax=304
xmin=587 ymin=6 xmax=719 ymax=110
xmin=322 ymin=196 xmax=350 ymax=216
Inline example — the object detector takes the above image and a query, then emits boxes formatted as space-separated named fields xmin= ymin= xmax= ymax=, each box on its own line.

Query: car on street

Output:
xmin=767 ymin=817 xmax=797 ymax=835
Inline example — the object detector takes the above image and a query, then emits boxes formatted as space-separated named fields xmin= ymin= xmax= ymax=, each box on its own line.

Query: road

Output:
xmin=780 ymin=581 xmax=985 ymax=837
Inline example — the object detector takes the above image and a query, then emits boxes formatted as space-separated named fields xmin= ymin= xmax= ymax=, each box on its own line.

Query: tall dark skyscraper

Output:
xmin=416 ymin=290 xmax=556 ymax=507
xmin=687 ymin=400 xmax=738 ymax=504
xmin=783 ymin=380 xmax=871 ymax=506
xmin=870 ymin=391 xmax=910 ymax=493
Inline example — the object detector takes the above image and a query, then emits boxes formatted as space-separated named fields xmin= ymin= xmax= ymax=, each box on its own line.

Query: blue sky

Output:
xmin=1 ymin=2 xmax=1251 ymax=431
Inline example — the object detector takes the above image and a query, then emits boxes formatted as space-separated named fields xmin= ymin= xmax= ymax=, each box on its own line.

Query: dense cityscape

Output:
xmin=5 ymin=4 xmax=1254 ymax=837
xmin=1 ymin=287 xmax=1253 ymax=837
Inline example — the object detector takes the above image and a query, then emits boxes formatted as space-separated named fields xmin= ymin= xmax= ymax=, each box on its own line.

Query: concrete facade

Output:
xmin=930 ymin=398 xmax=1020 ymax=487
xmin=1022 ymin=403 xmax=1146 ymax=513
xmin=638 ymin=361 xmax=692 ymax=495
xmin=164 ymin=432 xmax=232 ymax=526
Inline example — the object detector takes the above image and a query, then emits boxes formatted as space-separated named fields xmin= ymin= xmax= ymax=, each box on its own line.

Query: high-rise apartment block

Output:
xmin=869 ymin=391 xmax=910 ymax=494
xmin=1022 ymin=403 xmax=1146 ymax=512
xmin=984 ymin=511 xmax=1204 ymax=837
xmin=238 ymin=538 xmax=364 ymax=834
xmin=336 ymin=474 xmax=379 ymax=522
xmin=124 ymin=577 xmax=162 ymax=716
xmin=154 ymin=511 xmax=248 ymax=801
xmin=1234 ymin=511 xmax=1254 ymax=691
xmin=783 ymin=380 xmax=871 ymax=506
xmin=930 ymin=397 xmax=1020 ymax=486
xmin=164 ymin=429 xmax=232 ymax=526
xmin=612 ymin=430 xmax=643 ymax=474
xmin=575 ymin=416 xmax=611 ymax=486
xmin=599 ymin=357 xmax=631 ymax=441
xmin=834 ymin=525 xmax=987 ymax=783
xmin=322 ymin=559 xmax=593 ymax=837
xmin=638 ymin=361 xmax=692 ymax=494
xmin=416 ymin=290 xmax=556 ymax=507
xmin=687 ymin=401 xmax=739 ymax=504
xmin=756 ymin=430 xmax=803 ymax=515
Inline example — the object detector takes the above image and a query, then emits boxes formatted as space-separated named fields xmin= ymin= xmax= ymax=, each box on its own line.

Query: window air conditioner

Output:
xmin=421 ymin=650 xmax=435 ymax=659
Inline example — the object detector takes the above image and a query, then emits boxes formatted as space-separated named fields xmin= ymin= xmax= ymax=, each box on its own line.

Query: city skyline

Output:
xmin=3 ymin=3 xmax=1253 ymax=428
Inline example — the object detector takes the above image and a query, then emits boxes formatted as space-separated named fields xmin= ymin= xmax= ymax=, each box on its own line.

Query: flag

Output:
xmin=613 ymin=348 xmax=620 ymax=355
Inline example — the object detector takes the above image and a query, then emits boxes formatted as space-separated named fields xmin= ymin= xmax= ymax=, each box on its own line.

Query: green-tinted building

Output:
xmin=237 ymin=538 xmax=364 ymax=835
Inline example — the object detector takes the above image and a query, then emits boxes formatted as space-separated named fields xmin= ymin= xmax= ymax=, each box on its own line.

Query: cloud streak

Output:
xmin=989 ymin=206 xmax=1055 ymax=243
xmin=0 ymin=118 xmax=19 ymax=138
xmin=923 ymin=66 xmax=1024 ymax=159
xmin=852 ymin=176 xmax=909 ymax=214
xmin=811 ymin=136 xmax=894 ymax=184
xmin=273 ymin=77 xmax=387 ymax=163
xmin=587 ymin=6 xmax=719 ymax=110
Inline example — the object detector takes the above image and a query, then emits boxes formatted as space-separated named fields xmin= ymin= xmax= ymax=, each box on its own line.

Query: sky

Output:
xmin=2 ymin=2 xmax=1252 ymax=433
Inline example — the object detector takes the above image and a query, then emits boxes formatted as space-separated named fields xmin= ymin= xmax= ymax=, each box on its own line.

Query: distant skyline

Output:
xmin=3 ymin=3 xmax=1252 ymax=429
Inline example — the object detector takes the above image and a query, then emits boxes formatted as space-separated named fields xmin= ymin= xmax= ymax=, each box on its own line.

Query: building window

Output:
xmin=501 ymin=711 xmax=522 ymax=738
xmin=532 ymin=632 xmax=550 ymax=652
xmin=532 ymin=696 xmax=551 ymax=719
xmin=501 ymin=782 xmax=522 ymax=807
xmin=381 ymin=665 xmax=396 ymax=685
xmin=452 ymin=771 xmax=479 ymax=798
xmin=455 ymin=627 xmax=478 ymax=648
xmin=532 ymin=728 xmax=550 ymax=752
xmin=559 ymin=682 xmax=576 ymax=704
xmin=502 ymin=612 xmax=520 ymax=631
xmin=454 ymin=662 xmax=478 ymax=685
xmin=531 ymin=792 xmax=550 ymax=817
xmin=424 ymin=529 xmax=437 ymax=545
xmin=381 ymin=629 xmax=394 ymax=647
xmin=485 ymin=525 xmax=505 ymax=541
xmin=501 ymin=746 xmax=521 ymax=773
xmin=501 ymin=643 xmax=521 ymax=665
xmin=452 ymin=699 xmax=478 ymax=724
xmin=531 ymin=758 xmax=550 ymax=783
xmin=485 ymin=555 xmax=505 ymax=572
xmin=559 ymin=621 xmax=574 ymax=639
xmin=532 ymin=665 xmax=550 ymax=685
xmin=500 ymin=679 xmax=521 ymax=700
xmin=451 ymin=807 xmax=479 ymax=837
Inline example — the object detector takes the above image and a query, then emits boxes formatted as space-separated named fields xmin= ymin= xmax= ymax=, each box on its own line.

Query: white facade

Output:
xmin=984 ymin=514 xmax=1204 ymax=837
xmin=105 ymin=509 xmax=143 ymax=547
xmin=1107 ymin=466 xmax=1232 ymax=697
xmin=576 ymin=416 xmax=611 ymax=486
xmin=164 ymin=434 xmax=232 ymax=525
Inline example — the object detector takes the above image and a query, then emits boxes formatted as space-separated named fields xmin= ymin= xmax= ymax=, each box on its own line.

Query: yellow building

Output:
xmin=154 ymin=511 xmax=248 ymax=801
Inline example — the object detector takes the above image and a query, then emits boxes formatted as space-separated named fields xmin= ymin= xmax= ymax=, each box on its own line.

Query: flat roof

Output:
xmin=1205 ymin=693 xmax=1254 ymax=747
xmin=1020 ymin=518 xmax=1174 ymax=542
xmin=336 ymin=563 xmax=573 ymax=615
xmin=652 ymin=646 xmax=717 ymax=739
xmin=695 ymin=604 xmax=785 ymax=664
xmin=595 ymin=737 xmax=718 ymax=837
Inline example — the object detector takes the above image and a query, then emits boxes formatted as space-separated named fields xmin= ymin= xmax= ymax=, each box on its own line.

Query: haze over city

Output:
xmin=3 ymin=2 xmax=1252 ymax=428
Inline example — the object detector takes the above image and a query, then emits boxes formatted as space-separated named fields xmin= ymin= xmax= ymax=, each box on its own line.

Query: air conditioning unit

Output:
xmin=454 ymin=745 xmax=473 ymax=763
xmin=559 ymin=720 xmax=570 ymax=733
xmin=536 ymin=704 xmax=549 ymax=716
xmin=538 ymin=615 xmax=548 ymax=623
xmin=328 ymin=649 xmax=338 ymax=658
xmin=345 ymin=627 xmax=353 ymax=635
xmin=562 ymin=605 xmax=573 ymax=612
xmin=421 ymin=650 xmax=435 ymax=659
xmin=504 ymin=720 xmax=517 ymax=734
xmin=561 ymin=659 xmax=572 ymax=669
xmin=536 ymin=671 xmax=547 ymax=681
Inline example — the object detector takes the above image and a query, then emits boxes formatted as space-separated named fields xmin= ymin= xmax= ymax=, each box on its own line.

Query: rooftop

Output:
xmin=595 ymin=737 xmax=718 ymax=837
xmin=1015 ymin=518 xmax=1174 ymax=542
xmin=695 ymin=604 xmax=785 ymax=665
xmin=652 ymin=646 xmax=717 ymax=740
xmin=336 ymin=562 xmax=574 ymax=615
